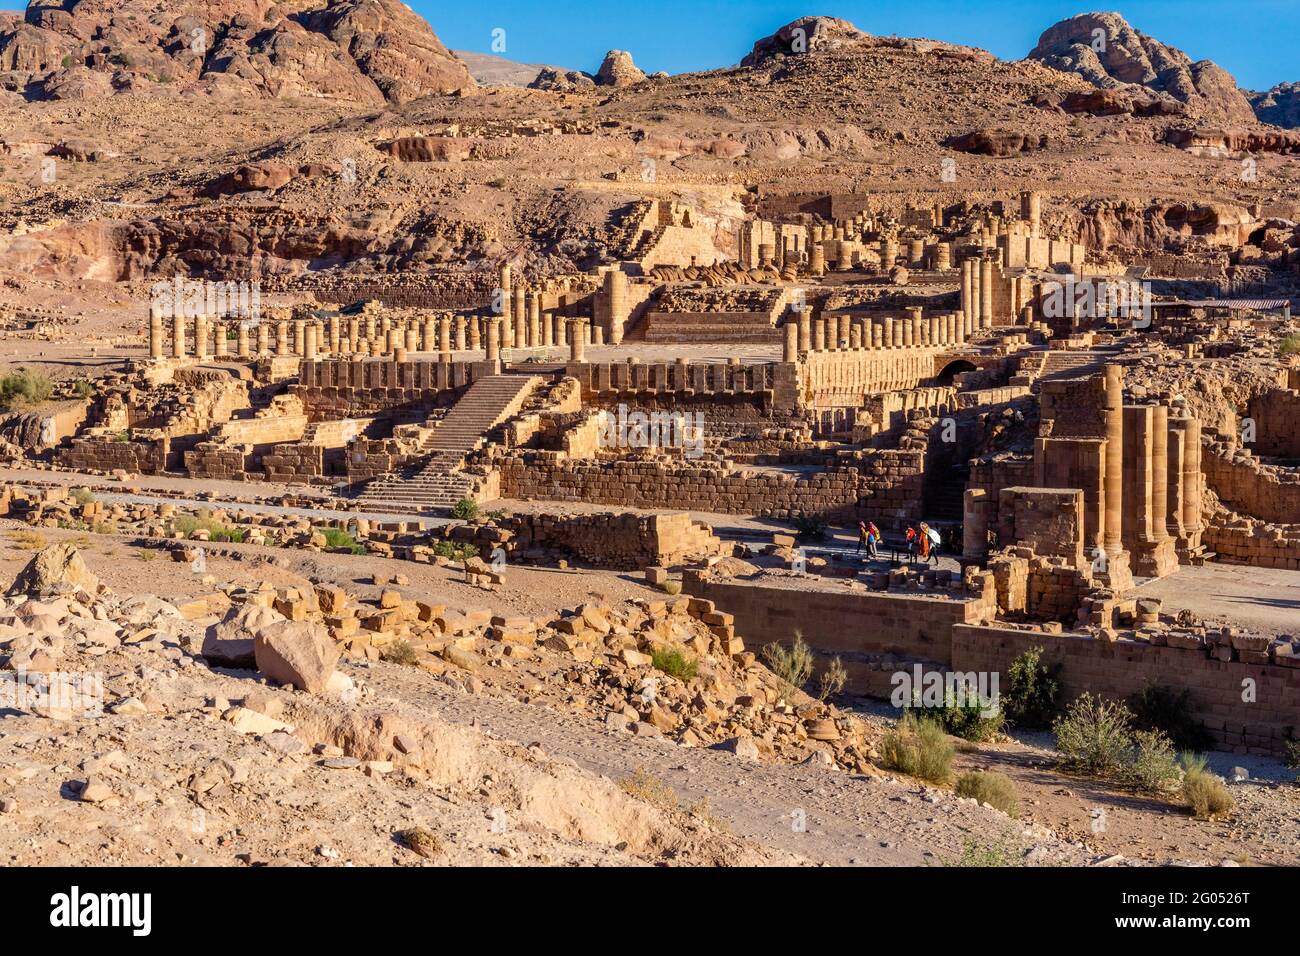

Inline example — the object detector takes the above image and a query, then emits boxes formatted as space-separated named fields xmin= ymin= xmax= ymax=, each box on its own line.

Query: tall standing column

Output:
xmin=485 ymin=316 xmax=501 ymax=364
xmin=173 ymin=314 xmax=186 ymax=359
xmin=237 ymin=322 xmax=250 ymax=359
xmin=1100 ymin=364 xmax=1133 ymax=589
xmin=149 ymin=306 xmax=164 ymax=360
xmin=979 ymin=257 xmax=994 ymax=327
xmin=214 ymin=320 xmax=228 ymax=358
xmin=783 ymin=321 xmax=799 ymax=362
xmin=605 ymin=270 xmax=629 ymax=346
xmin=570 ymin=320 xmax=586 ymax=362
xmin=276 ymin=320 xmax=289 ymax=356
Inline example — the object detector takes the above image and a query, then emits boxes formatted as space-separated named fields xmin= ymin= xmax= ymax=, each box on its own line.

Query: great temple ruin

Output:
xmin=0 ymin=3 xmax=1298 ymax=877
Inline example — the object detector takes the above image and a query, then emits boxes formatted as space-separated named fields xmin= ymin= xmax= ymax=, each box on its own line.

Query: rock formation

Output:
xmin=595 ymin=50 xmax=645 ymax=87
xmin=1027 ymin=12 xmax=1255 ymax=124
xmin=1251 ymin=82 xmax=1300 ymax=128
xmin=0 ymin=0 xmax=475 ymax=103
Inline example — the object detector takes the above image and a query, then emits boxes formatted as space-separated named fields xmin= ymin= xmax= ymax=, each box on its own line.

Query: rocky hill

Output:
xmin=1251 ymin=82 xmax=1300 ymax=128
xmin=1026 ymin=11 xmax=1256 ymax=125
xmin=0 ymin=0 xmax=474 ymax=103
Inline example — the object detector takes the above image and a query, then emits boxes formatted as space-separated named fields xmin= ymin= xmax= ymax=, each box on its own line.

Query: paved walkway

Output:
xmin=1134 ymin=562 xmax=1300 ymax=636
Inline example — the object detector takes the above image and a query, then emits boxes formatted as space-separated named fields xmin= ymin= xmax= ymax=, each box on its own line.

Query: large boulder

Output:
xmin=8 ymin=544 xmax=99 ymax=597
xmin=253 ymin=619 xmax=339 ymax=694
xmin=202 ymin=161 xmax=293 ymax=198
xmin=594 ymin=50 xmax=645 ymax=87
xmin=203 ymin=603 xmax=284 ymax=668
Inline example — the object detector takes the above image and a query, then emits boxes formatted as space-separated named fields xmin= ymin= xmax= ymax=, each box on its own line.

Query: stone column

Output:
xmin=214 ymin=320 xmax=229 ymax=358
xmin=528 ymin=292 xmax=541 ymax=347
xmin=513 ymin=288 xmax=527 ymax=349
xmin=276 ymin=320 xmax=289 ymax=356
xmin=961 ymin=258 xmax=975 ymax=325
xmin=499 ymin=263 xmax=512 ymax=310
xmin=257 ymin=322 xmax=270 ymax=357
xmin=304 ymin=324 xmax=318 ymax=361
xmin=439 ymin=315 xmax=452 ymax=357
xmin=237 ymin=322 xmax=250 ymax=359
xmin=469 ymin=315 xmax=482 ymax=351
xmin=934 ymin=242 xmax=951 ymax=271
xmin=486 ymin=317 xmax=501 ymax=363
xmin=173 ymin=314 xmax=186 ymax=359
xmin=1100 ymin=364 xmax=1133 ymax=589
xmin=797 ymin=310 xmax=811 ymax=353
xmin=604 ymin=270 xmax=629 ymax=346
xmin=194 ymin=315 xmax=209 ymax=361
xmin=404 ymin=325 xmax=419 ymax=354
xmin=979 ymin=257 xmax=994 ymax=327
xmin=454 ymin=315 xmax=467 ymax=352
xmin=555 ymin=313 xmax=567 ymax=348
xmin=783 ymin=321 xmax=799 ymax=362
xmin=570 ymin=320 xmax=586 ymax=362
xmin=149 ymin=306 xmax=164 ymax=360
xmin=809 ymin=242 xmax=825 ymax=277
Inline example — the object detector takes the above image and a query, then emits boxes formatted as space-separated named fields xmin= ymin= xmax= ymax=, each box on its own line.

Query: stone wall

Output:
xmin=497 ymin=447 xmax=927 ymax=524
xmin=683 ymin=575 xmax=998 ymax=695
xmin=1203 ymin=439 xmax=1300 ymax=524
xmin=466 ymin=511 xmax=728 ymax=570
xmin=1248 ymin=387 xmax=1300 ymax=459
xmin=952 ymin=624 xmax=1300 ymax=756
xmin=293 ymin=358 xmax=479 ymax=420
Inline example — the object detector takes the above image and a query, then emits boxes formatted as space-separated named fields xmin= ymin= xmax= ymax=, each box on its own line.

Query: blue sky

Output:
xmin=416 ymin=1 xmax=1296 ymax=91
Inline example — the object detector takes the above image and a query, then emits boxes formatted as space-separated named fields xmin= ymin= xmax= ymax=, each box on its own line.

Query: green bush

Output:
xmin=1279 ymin=332 xmax=1300 ymax=358
xmin=1179 ymin=753 xmax=1234 ymax=819
xmin=450 ymin=498 xmax=479 ymax=521
xmin=173 ymin=510 xmax=245 ymax=543
xmin=761 ymin=632 xmax=814 ymax=699
xmin=651 ymin=647 xmax=698 ymax=681
xmin=1053 ymin=693 xmax=1133 ymax=776
xmin=657 ymin=580 xmax=682 ymax=595
xmin=71 ymin=487 xmax=96 ymax=506
xmin=433 ymin=539 xmax=477 ymax=561
xmin=954 ymin=771 xmax=1020 ymax=817
xmin=1123 ymin=729 xmax=1181 ymax=793
xmin=316 ymin=526 xmax=366 ymax=554
xmin=908 ymin=679 xmax=1005 ymax=742
xmin=1002 ymin=646 xmax=1061 ymax=729
xmin=945 ymin=836 xmax=1025 ymax=867
xmin=791 ymin=513 xmax=826 ymax=540
xmin=1128 ymin=683 xmax=1215 ymax=752
xmin=0 ymin=369 xmax=53 ymax=412
xmin=1284 ymin=738 xmax=1300 ymax=770
xmin=881 ymin=713 xmax=953 ymax=784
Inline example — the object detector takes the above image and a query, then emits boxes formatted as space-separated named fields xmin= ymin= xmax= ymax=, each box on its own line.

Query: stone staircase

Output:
xmin=1029 ymin=349 xmax=1120 ymax=383
xmin=354 ymin=374 xmax=541 ymax=514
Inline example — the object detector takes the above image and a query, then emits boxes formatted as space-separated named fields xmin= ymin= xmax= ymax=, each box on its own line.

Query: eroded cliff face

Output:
xmin=1027 ymin=12 xmax=1257 ymax=125
xmin=0 ymin=0 xmax=474 ymax=103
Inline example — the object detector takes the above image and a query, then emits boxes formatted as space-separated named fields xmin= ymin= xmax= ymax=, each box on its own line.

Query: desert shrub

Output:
xmin=1179 ymin=753 xmax=1234 ymax=819
xmin=761 ymin=632 xmax=814 ymax=699
xmin=881 ymin=713 xmax=953 ymax=784
xmin=954 ymin=771 xmax=1020 ymax=817
xmin=945 ymin=835 xmax=1025 ymax=867
xmin=1128 ymin=683 xmax=1215 ymax=752
xmin=71 ymin=379 xmax=94 ymax=399
xmin=433 ymin=540 xmax=477 ymax=561
xmin=174 ymin=510 xmax=244 ymax=542
xmin=1279 ymin=333 xmax=1300 ymax=358
xmin=450 ymin=498 xmax=479 ymax=521
xmin=1002 ymin=646 xmax=1061 ymax=729
xmin=316 ymin=526 xmax=366 ymax=554
xmin=619 ymin=768 xmax=679 ymax=809
xmin=657 ymin=580 xmax=682 ymax=595
xmin=398 ymin=827 xmax=441 ymax=859
xmin=71 ymin=487 xmax=96 ymax=506
xmin=485 ymin=508 xmax=509 ymax=521
xmin=1053 ymin=693 xmax=1133 ymax=776
xmin=651 ymin=647 xmax=698 ymax=681
xmin=1284 ymin=737 xmax=1300 ymax=770
xmin=790 ymin=513 xmax=826 ymax=540
xmin=8 ymin=530 xmax=48 ymax=551
xmin=0 ymin=368 xmax=53 ymax=412
xmin=381 ymin=640 xmax=419 ymax=666
xmin=1123 ymin=729 xmax=1181 ymax=793
xmin=908 ymin=678 xmax=1005 ymax=742
xmin=816 ymin=656 xmax=847 ymax=702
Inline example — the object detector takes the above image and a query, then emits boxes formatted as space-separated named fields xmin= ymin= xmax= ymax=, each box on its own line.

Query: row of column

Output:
xmin=782 ymin=309 xmax=975 ymax=361
xmin=148 ymin=308 xmax=598 ymax=362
